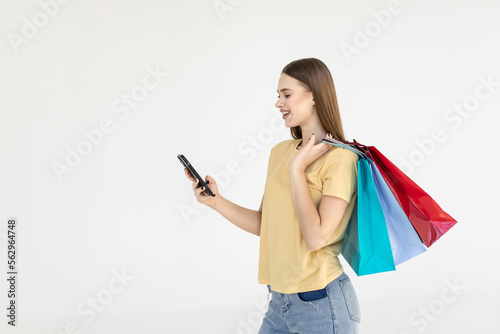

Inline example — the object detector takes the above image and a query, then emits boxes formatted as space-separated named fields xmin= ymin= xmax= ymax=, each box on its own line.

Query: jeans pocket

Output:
xmin=339 ymin=278 xmax=361 ymax=323
xmin=298 ymin=289 xmax=328 ymax=302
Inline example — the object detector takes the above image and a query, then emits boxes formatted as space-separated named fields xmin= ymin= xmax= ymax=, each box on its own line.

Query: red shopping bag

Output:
xmin=367 ymin=146 xmax=456 ymax=247
xmin=323 ymin=138 xmax=457 ymax=247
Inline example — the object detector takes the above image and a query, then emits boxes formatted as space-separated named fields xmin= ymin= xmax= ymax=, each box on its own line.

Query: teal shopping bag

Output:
xmin=341 ymin=155 xmax=396 ymax=276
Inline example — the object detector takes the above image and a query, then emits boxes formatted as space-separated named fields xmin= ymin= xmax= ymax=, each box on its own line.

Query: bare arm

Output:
xmin=184 ymin=168 xmax=262 ymax=236
xmin=290 ymin=169 xmax=348 ymax=252
xmin=213 ymin=194 xmax=262 ymax=236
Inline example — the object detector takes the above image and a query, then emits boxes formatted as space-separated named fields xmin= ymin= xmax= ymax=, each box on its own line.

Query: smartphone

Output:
xmin=177 ymin=154 xmax=215 ymax=197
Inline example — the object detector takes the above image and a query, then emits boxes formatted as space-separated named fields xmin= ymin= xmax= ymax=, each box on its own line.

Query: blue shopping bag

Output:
xmin=368 ymin=159 xmax=427 ymax=266
xmin=341 ymin=155 xmax=396 ymax=276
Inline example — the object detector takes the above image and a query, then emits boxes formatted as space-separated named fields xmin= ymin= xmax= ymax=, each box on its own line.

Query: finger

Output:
xmin=315 ymin=143 xmax=331 ymax=154
xmin=192 ymin=178 xmax=199 ymax=191
xmin=185 ymin=168 xmax=194 ymax=181
xmin=185 ymin=168 xmax=196 ymax=181
xmin=308 ymin=134 xmax=315 ymax=145
xmin=205 ymin=175 xmax=214 ymax=185
xmin=195 ymin=185 xmax=206 ymax=196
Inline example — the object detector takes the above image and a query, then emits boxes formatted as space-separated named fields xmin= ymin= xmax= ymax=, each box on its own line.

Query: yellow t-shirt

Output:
xmin=258 ymin=138 xmax=358 ymax=294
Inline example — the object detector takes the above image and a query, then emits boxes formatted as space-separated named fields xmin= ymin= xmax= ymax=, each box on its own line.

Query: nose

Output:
xmin=275 ymin=96 xmax=284 ymax=109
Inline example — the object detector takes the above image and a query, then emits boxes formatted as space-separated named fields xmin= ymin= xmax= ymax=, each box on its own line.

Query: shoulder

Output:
xmin=324 ymin=146 xmax=359 ymax=163
xmin=320 ymin=147 xmax=359 ymax=178
xmin=271 ymin=139 xmax=299 ymax=153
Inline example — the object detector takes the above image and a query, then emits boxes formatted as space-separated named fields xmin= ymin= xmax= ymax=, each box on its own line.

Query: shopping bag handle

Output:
xmin=322 ymin=137 xmax=368 ymax=159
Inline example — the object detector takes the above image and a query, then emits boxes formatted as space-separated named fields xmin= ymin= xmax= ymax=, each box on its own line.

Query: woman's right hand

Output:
xmin=184 ymin=167 xmax=220 ymax=209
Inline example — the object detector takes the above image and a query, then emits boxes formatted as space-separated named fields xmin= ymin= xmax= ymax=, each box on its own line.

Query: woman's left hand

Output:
xmin=290 ymin=133 xmax=334 ymax=172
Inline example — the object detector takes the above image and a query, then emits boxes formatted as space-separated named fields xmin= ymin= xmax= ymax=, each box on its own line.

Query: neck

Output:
xmin=299 ymin=128 xmax=327 ymax=146
xmin=298 ymin=113 xmax=327 ymax=144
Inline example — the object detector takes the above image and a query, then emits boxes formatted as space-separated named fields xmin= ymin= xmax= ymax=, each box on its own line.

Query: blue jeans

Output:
xmin=258 ymin=272 xmax=360 ymax=334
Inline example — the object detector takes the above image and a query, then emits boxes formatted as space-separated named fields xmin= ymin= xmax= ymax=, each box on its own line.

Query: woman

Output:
xmin=184 ymin=58 xmax=361 ymax=333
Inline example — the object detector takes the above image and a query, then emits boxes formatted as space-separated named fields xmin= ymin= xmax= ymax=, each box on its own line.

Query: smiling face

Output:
xmin=275 ymin=73 xmax=316 ymax=128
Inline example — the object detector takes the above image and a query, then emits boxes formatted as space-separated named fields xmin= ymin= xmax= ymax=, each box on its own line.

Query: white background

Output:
xmin=1 ymin=0 xmax=499 ymax=333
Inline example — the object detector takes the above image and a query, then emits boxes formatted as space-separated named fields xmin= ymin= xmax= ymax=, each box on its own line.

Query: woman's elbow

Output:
xmin=305 ymin=238 xmax=324 ymax=252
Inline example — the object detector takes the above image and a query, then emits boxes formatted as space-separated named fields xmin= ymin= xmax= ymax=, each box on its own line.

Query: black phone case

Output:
xmin=177 ymin=154 xmax=216 ymax=197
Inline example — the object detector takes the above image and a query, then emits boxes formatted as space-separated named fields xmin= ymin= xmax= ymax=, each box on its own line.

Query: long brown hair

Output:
xmin=281 ymin=58 xmax=345 ymax=141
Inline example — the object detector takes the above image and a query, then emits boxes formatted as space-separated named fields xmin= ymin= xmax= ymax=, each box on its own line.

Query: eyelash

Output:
xmin=277 ymin=94 xmax=290 ymax=99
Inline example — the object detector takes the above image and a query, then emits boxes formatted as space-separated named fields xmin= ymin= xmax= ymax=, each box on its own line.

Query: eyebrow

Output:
xmin=277 ymin=88 xmax=292 ymax=93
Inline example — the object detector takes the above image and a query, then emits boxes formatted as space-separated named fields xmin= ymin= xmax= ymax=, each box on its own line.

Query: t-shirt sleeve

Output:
xmin=321 ymin=148 xmax=358 ymax=203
